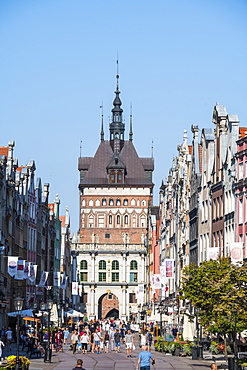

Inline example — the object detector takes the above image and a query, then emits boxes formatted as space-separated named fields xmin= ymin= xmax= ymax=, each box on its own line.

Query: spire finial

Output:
xmin=100 ymin=103 xmax=104 ymax=141
xmin=80 ymin=140 xmax=82 ymax=157
xmin=129 ymin=103 xmax=133 ymax=141
xmin=151 ymin=139 xmax=154 ymax=158
xmin=116 ymin=55 xmax=119 ymax=91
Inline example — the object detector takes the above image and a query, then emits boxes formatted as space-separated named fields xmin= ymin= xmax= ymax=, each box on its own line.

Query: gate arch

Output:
xmin=98 ymin=293 xmax=119 ymax=319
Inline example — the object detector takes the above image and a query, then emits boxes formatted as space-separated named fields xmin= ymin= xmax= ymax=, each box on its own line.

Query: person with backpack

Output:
xmin=146 ymin=331 xmax=153 ymax=352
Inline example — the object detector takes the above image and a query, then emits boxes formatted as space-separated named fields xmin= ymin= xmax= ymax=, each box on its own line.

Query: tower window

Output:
xmin=99 ymin=260 xmax=106 ymax=270
xmin=130 ymin=272 xmax=138 ymax=282
xmin=109 ymin=215 xmax=112 ymax=224
xmin=116 ymin=199 xmax=121 ymax=206
xmin=112 ymin=272 xmax=119 ymax=282
xmin=125 ymin=215 xmax=128 ymax=225
xmin=130 ymin=260 xmax=138 ymax=270
xmin=117 ymin=215 xmax=120 ymax=224
xmin=109 ymin=199 xmax=114 ymax=206
xmin=112 ymin=260 xmax=119 ymax=270
xmin=102 ymin=199 xmax=106 ymax=206
xmin=99 ymin=272 xmax=106 ymax=282
xmin=80 ymin=260 xmax=88 ymax=270
xmin=123 ymin=199 xmax=128 ymax=206
xmin=80 ymin=272 xmax=88 ymax=282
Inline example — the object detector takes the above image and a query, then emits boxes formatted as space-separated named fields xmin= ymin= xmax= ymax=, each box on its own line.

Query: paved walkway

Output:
xmin=1 ymin=342 xmax=229 ymax=370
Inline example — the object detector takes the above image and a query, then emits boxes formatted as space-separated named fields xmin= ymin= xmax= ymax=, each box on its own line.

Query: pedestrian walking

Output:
xmin=72 ymin=358 xmax=86 ymax=370
xmin=5 ymin=327 xmax=12 ymax=351
xmin=136 ymin=345 xmax=155 ymax=370
xmin=104 ymin=331 xmax=110 ymax=353
xmin=114 ymin=328 xmax=121 ymax=353
xmin=93 ymin=331 xmax=102 ymax=354
xmin=124 ymin=329 xmax=134 ymax=357
xmin=0 ymin=339 xmax=5 ymax=359
xmin=146 ymin=331 xmax=153 ymax=352
xmin=109 ymin=328 xmax=115 ymax=351
xmin=71 ymin=330 xmax=78 ymax=354
xmin=81 ymin=332 xmax=90 ymax=354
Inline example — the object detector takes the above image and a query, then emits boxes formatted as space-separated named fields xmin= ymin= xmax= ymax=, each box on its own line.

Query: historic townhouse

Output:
xmin=0 ymin=141 xmax=68 ymax=326
xmin=72 ymin=76 xmax=154 ymax=320
xmin=189 ymin=125 xmax=202 ymax=264
xmin=199 ymin=128 xmax=214 ymax=262
xmin=159 ymin=131 xmax=191 ymax=327
xmin=235 ymin=128 xmax=247 ymax=259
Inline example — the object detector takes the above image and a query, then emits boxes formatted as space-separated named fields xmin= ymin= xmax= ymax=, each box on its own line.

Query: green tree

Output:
xmin=180 ymin=257 xmax=247 ymax=336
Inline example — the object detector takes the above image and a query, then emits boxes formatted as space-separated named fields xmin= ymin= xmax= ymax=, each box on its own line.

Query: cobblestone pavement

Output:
xmin=1 ymin=342 xmax=229 ymax=370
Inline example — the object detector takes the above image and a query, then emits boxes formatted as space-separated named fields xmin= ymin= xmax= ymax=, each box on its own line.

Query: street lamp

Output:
xmin=233 ymin=310 xmax=238 ymax=366
xmin=40 ymin=299 xmax=53 ymax=363
xmin=14 ymin=297 xmax=24 ymax=370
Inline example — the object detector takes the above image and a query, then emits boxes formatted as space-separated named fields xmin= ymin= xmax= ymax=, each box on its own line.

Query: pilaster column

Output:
xmin=122 ymin=253 xmax=127 ymax=282
xmin=90 ymin=286 xmax=95 ymax=315
xmin=91 ymin=253 xmax=96 ymax=282
xmin=141 ymin=254 xmax=145 ymax=282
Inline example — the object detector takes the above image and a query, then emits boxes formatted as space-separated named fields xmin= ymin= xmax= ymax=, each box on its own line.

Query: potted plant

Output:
xmin=6 ymin=355 xmax=31 ymax=370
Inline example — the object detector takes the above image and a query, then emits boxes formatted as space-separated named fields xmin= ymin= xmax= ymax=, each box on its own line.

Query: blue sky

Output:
xmin=1 ymin=0 xmax=247 ymax=231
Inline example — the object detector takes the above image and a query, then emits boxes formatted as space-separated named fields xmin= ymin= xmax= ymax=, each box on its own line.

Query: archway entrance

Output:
xmin=98 ymin=293 xmax=119 ymax=319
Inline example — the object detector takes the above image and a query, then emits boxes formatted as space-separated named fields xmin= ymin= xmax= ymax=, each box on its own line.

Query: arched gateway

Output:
xmin=98 ymin=293 xmax=119 ymax=319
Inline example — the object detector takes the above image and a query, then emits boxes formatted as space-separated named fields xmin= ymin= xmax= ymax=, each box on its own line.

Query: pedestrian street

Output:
xmin=26 ymin=343 xmax=217 ymax=370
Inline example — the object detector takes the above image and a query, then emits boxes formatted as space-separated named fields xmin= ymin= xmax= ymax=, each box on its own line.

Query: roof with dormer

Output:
xmin=78 ymin=140 xmax=154 ymax=187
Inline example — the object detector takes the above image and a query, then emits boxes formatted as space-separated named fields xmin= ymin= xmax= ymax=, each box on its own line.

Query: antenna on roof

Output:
xmin=80 ymin=140 xmax=82 ymax=157
xmin=100 ymin=103 xmax=104 ymax=141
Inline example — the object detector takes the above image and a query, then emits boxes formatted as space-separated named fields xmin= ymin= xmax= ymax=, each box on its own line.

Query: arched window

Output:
xmin=130 ymin=260 xmax=138 ymax=270
xmin=117 ymin=215 xmax=120 ymax=224
xmin=102 ymin=199 xmax=107 ymax=206
xmin=99 ymin=260 xmax=106 ymax=270
xmin=109 ymin=199 xmax=114 ymax=206
xmin=116 ymin=199 xmax=121 ymax=206
xmin=125 ymin=215 xmax=128 ymax=225
xmin=112 ymin=260 xmax=119 ymax=270
xmin=109 ymin=215 xmax=113 ymax=224
xmin=130 ymin=260 xmax=138 ymax=282
xmin=89 ymin=214 xmax=94 ymax=227
xmin=123 ymin=199 xmax=128 ymax=206
xmin=80 ymin=260 xmax=88 ymax=270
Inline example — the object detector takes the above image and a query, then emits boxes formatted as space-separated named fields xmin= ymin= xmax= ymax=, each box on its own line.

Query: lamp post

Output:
xmin=14 ymin=297 xmax=24 ymax=370
xmin=233 ymin=310 xmax=238 ymax=367
xmin=40 ymin=299 xmax=53 ymax=363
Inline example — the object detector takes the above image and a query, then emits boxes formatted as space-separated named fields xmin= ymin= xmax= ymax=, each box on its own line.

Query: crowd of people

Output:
xmin=68 ymin=319 xmax=153 ymax=357
xmin=1 ymin=319 xmax=158 ymax=370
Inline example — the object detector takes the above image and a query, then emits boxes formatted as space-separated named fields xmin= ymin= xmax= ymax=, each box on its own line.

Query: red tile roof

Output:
xmin=0 ymin=147 xmax=8 ymax=157
xmin=239 ymin=127 xmax=247 ymax=140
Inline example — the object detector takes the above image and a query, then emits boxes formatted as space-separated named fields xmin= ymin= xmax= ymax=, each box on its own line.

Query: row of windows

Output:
xmin=82 ymin=213 xmax=147 ymax=228
xmin=80 ymin=260 xmax=138 ymax=270
xmin=80 ymin=272 xmax=138 ymax=283
xmin=81 ymin=199 xmax=147 ymax=207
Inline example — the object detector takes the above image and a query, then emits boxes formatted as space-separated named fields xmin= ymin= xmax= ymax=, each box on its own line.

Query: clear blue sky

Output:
xmin=1 ymin=0 xmax=247 ymax=232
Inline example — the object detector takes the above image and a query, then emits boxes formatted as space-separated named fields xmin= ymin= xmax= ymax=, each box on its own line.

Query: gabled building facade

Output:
xmin=72 ymin=76 xmax=154 ymax=320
